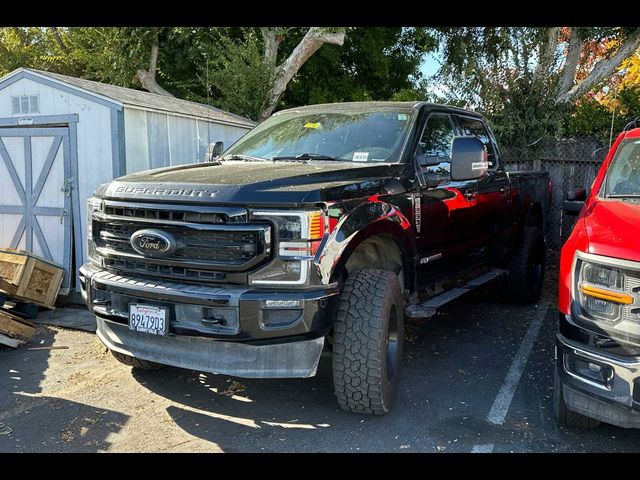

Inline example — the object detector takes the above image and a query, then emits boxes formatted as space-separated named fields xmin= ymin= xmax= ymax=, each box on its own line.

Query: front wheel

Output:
xmin=111 ymin=350 xmax=164 ymax=370
xmin=553 ymin=365 xmax=600 ymax=429
xmin=332 ymin=269 xmax=404 ymax=415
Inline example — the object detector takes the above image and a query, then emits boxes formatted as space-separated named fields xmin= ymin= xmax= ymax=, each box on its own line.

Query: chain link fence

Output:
xmin=502 ymin=136 xmax=608 ymax=249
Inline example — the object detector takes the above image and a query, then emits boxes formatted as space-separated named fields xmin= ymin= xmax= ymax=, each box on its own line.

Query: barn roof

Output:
xmin=1 ymin=68 xmax=256 ymax=129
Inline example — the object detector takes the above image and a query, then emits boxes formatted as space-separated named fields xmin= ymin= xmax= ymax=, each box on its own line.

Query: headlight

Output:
xmin=249 ymin=210 xmax=325 ymax=286
xmin=86 ymin=197 xmax=103 ymax=264
xmin=574 ymin=258 xmax=633 ymax=323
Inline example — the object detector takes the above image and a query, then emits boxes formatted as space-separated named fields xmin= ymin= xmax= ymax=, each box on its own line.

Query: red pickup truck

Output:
xmin=556 ymin=119 xmax=640 ymax=428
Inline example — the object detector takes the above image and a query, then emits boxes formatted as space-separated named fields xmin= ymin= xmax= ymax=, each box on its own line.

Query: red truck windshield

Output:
xmin=605 ymin=139 xmax=640 ymax=197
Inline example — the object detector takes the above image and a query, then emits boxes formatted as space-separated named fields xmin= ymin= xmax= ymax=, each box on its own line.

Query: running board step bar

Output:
xmin=405 ymin=268 xmax=508 ymax=319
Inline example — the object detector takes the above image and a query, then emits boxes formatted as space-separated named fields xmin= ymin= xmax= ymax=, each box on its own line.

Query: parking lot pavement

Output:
xmin=2 ymin=274 xmax=640 ymax=452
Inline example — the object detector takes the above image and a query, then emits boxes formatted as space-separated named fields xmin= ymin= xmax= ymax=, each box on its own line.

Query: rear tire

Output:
xmin=553 ymin=365 xmax=600 ymax=429
xmin=506 ymin=226 xmax=545 ymax=304
xmin=111 ymin=350 xmax=164 ymax=370
xmin=332 ymin=269 xmax=404 ymax=415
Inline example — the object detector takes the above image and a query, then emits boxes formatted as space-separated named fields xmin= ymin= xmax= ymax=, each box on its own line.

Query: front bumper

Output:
xmin=79 ymin=263 xmax=339 ymax=378
xmin=557 ymin=324 xmax=640 ymax=428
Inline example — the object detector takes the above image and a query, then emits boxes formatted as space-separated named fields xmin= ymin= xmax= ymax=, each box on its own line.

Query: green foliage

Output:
xmin=281 ymin=27 xmax=436 ymax=108
xmin=203 ymin=30 xmax=274 ymax=120
xmin=567 ymin=86 xmax=640 ymax=143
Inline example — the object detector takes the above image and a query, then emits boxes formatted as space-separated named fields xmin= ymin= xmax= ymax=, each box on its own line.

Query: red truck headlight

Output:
xmin=573 ymin=253 xmax=633 ymax=324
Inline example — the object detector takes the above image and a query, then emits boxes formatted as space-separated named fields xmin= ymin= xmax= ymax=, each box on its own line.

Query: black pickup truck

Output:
xmin=80 ymin=101 xmax=550 ymax=415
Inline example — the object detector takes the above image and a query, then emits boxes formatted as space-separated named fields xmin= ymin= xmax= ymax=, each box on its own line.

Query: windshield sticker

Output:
xmin=353 ymin=152 xmax=369 ymax=162
xmin=472 ymin=161 xmax=489 ymax=170
xmin=304 ymin=122 xmax=321 ymax=129
xmin=397 ymin=114 xmax=408 ymax=121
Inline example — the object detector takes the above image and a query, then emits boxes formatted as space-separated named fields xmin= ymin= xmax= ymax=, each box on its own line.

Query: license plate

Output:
xmin=128 ymin=304 xmax=168 ymax=336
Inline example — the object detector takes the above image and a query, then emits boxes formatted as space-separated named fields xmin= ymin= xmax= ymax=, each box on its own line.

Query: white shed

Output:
xmin=0 ymin=67 xmax=255 ymax=294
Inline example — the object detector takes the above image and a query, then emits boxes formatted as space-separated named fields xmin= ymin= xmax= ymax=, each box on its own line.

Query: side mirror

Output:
xmin=563 ymin=188 xmax=586 ymax=215
xmin=450 ymin=136 xmax=488 ymax=181
xmin=416 ymin=153 xmax=443 ymax=168
xmin=566 ymin=188 xmax=586 ymax=201
xmin=206 ymin=141 xmax=224 ymax=162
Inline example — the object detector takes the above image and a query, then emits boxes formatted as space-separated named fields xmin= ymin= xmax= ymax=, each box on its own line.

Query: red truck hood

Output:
xmin=584 ymin=198 xmax=640 ymax=262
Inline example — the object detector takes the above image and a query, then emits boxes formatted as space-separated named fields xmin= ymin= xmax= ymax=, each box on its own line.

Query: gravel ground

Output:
xmin=2 ymin=261 xmax=640 ymax=452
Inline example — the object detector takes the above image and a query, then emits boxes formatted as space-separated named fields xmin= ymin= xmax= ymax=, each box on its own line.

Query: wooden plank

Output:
xmin=0 ymin=332 xmax=24 ymax=348
xmin=0 ymin=307 xmax=35 ymax=326
xmin=0 ymin=313 xmax=35 ymax=339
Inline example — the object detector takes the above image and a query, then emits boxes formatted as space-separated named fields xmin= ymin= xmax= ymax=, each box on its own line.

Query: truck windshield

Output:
xmin=222 ymin=109 xmax=415 ymax=163
xmin=605 ymin=139 xmax=640 ymax=197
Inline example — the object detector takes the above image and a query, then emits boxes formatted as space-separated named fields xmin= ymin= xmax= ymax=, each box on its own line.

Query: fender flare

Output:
xmin=315 ymin=201 xmax=417 ymax=290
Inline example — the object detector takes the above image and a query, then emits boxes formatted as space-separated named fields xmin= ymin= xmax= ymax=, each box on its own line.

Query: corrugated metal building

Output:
xmin=0 ymin=67 xmax=255 ymax=293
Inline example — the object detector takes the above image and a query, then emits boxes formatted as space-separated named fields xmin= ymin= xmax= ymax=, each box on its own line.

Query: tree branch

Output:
xmin=557 ymin=29 xmax=640 ymax=103
xmin=135 ymin=31 xmax=174 ymax=97
xmin=261 ymin=27 xmax=283 ymax=69
xmin=258 ymin=27 xmax=346 ymax=121
xmin=49 ymin=27 xmax=69 ymax=54
xmin=557 ymin=28 xmax=583 ymax=98
xmin=12 ymin=28 xmax=27 ymax=46
xmin=533 ymin=27 xmax=559 ymax=83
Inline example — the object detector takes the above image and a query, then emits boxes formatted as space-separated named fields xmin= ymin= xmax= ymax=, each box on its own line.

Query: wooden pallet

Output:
xmin=0 ymin=249 xmax=64 ymax=309
xmin=0 ymin=308 xmax=35 ymax=348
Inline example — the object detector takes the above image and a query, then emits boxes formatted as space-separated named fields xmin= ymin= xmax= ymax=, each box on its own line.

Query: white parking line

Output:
xmin=471 ymin=443 xmax=495 ymax=453
xmin=471 ymin=302 xmax=549 ymax=453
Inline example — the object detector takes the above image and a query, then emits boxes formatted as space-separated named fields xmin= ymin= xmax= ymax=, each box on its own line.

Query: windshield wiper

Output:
xmin=222 ymin=154 xmax=269 ymax=162
xmin=272 ymin=153 xmax=343 ymax=162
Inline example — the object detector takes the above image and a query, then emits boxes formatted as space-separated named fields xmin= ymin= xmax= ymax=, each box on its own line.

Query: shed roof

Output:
xmin=2 ymin=68 xmax=255 ymax=128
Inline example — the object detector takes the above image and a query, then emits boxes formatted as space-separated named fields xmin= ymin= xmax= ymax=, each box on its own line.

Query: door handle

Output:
xmin=499 ymin=187 xmax=508 ymax=194
xmin=464 ymin=190 xmax=477 ymax=200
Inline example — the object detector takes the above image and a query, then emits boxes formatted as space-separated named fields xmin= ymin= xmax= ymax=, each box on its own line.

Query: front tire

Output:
xmin=111 ymin=350 xmax=164 ymax=370
xmin=553 ymin=365 xmax=600 ymax=429
xmin=332 ymin=269 xmax=404 ymax=415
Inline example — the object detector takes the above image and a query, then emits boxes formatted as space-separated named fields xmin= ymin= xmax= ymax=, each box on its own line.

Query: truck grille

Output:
xmin=93 ymin=201 xmax=271 ymax=283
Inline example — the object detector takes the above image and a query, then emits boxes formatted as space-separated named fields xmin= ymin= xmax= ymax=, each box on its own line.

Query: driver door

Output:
xmin=414 ymin=112 xmax=478 ymax=274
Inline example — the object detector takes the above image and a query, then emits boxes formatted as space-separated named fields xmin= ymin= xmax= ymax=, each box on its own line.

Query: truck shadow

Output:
xmin=0 ymin=325 xmax=128 ymax=452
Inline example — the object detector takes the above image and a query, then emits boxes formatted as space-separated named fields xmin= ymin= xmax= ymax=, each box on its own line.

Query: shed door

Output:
xmin=0 ymin=127 xmax=72 ymax=292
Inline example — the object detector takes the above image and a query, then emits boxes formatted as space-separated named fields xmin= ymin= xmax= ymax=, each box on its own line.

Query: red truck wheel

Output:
xmin=553 ymin=366 xmax=600 ymax=429
xmin=332 ymin=269 xmax=404 ymax=415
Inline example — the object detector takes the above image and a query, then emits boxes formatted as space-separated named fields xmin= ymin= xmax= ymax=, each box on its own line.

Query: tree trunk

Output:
xmin=557 ymin=28 xmax=583 ymax=99
xmin=556 ymin=29 xmax=640 ymax=104
xmin=49 ymin=27 xmax=69 ymax=54
xmin=258 ymin=27 xmax=345 ymax=121
xmin=136 ymin=33 xmax=174 ymax=97
xmin=261 ymin=27 xmax=283 ymax=69
xmin=533 ymin=27 xmax=559 ymax=83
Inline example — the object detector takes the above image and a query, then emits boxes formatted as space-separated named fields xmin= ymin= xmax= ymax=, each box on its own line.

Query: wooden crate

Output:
xmin=0 ymin=249 xmax=64 ymax=308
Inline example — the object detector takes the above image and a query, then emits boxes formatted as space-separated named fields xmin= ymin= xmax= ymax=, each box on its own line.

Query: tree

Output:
xmin=281 ymin=27 xmax=435 ymax=107
xmin=433 ymin=27 xmax=640 ymax=145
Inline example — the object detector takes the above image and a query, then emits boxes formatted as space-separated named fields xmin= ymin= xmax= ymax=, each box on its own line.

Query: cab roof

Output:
xmin=273 ymin=101 xmax=484 ymax=119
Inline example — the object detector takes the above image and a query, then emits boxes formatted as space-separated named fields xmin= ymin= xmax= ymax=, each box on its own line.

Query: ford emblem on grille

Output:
xmin=130 ymin=229 xmax=176 ymax=257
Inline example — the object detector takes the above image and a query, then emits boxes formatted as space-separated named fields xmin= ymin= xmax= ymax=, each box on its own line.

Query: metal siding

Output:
xmin=168 ymin=115 xmax=198 ymax=166
xmin=123 ymin=108 xmax=150 ymax=173
xmin=146 ymin=111 xmax=170 ymax=169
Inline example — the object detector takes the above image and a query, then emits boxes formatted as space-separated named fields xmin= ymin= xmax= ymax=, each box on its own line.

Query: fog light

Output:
xmin=260 ymin=308 xmax=303 ymax=330
xmin=264 ymin=299 xmax=302 ymax=309
xmin=588 ymin=362 xmax=602 ymax=373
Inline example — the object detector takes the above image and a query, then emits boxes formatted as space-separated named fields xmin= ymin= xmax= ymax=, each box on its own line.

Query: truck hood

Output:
xmin=584 ymin=198 xmax=640 ymax=262
xmin=99 ymin=160 xmax=411 ymax=205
